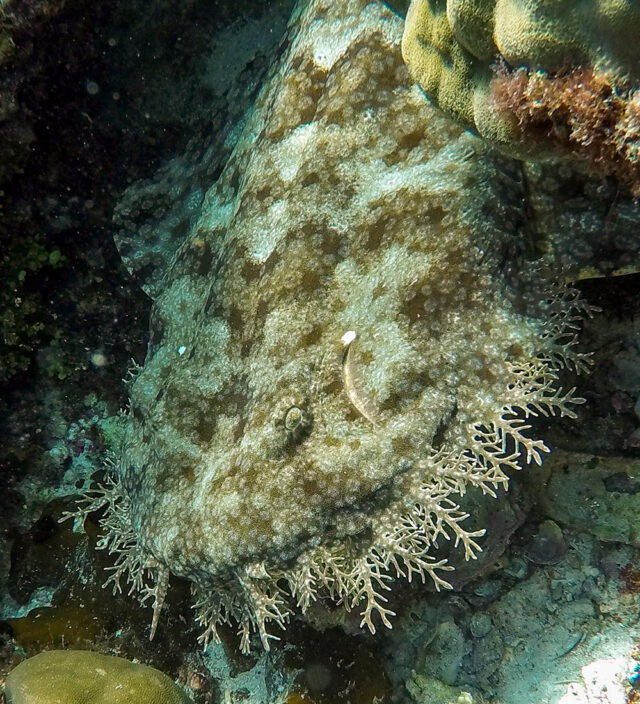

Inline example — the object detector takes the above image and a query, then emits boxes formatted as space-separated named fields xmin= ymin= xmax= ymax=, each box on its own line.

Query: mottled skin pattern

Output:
xmin=79 ymin=0 xmax=590 ymax=650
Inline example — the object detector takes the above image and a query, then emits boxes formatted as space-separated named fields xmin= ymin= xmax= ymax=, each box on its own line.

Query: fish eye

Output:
xmin=272 ymin=398 xmax=313 ymax=453
xmin=284 ymin=405 xmax=303 ymax=431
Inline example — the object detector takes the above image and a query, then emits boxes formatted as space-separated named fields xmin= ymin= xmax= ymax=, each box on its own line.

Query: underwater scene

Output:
xmin=2 ymin=0 xmax=640 ymax=702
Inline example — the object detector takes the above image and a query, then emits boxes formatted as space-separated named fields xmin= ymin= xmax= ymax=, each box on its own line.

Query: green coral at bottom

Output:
xmin=4 ymin=650 xmax=191 ymax=704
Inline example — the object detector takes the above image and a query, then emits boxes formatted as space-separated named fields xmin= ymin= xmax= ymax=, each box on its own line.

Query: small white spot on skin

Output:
xmin=341 ymin=330 xmax=357 ymax=346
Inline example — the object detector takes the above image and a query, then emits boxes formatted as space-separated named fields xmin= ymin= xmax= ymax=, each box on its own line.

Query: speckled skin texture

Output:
xmin=83 ymin=0 xmax=590 ymax=650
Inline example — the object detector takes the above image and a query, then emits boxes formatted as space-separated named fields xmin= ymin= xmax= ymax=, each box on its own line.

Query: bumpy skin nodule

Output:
xmin=79 ymin=0 xmax=591 ymax=651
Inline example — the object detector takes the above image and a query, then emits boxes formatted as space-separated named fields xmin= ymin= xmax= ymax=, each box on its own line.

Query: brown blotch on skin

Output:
xmin=403 ymin=289 xmax=428 ymax=323
xmin=324 ymin=378 xmax=343 ymax=398
xmin=425 ymin=200 xmax=450 ymax=231
xmin=264 ymin=56 xmax=328 ymax=141
xmin=365 ymin=215 xmax=389 ymax=251
xmin=224 ymin=390 xmax=250 ymax=415
xmin=302 ymin=171 xmax=320 ymax=187
xmin=195 ymin=242 xmax=213 ymax=276
xmin=301 ymin=475 xmax=323 ymax=499
xmin=444 ymin=245 xmax=466 ymax=271
xmin=380 ymin=391 xmax=403 ymax=413
xmin=228 ymin=168 xmax=241 ymax=195
xmin=226 ymin=305 xmax=244 ymax=332
xmin=506 ymin=342 xmax=525 ymax=360
xmin=359 ymin=349 xmax=375 ymax=365
xmin=181 ymin=464 xmax=196 ymax=484
xmin=391 ymin=435 xmax=413 ymax=455
xmin=251 ymin=398 xmax=272 ymax=424
xmin=148 ymin=318 xmax=165 ymax=347
xmin=321 ymin=229 xmax=341 ymax=256
xmin=384 ymin=127 xmax=428 ymax=165
xmin=301 ymin=326 xmax=322 ymax=348
xmin=255 ymin=185 xmax=272 ymax=201
xmin=255 ymin=298 xmax=270 ymax=321
xmin=301 ymin=269 xmax=322 ymax=293
xmin=233 ymin=416 xmax=247 ymax=443
xmin=241 ymin=259 xmax=261 ymax=282
xmin=382 ymin=148 xmax=404 ymax=166
xmin=132 ymin=404 xmax=144 ymax=424
xmin=196 ymin=415 xmax=216 ymax=444
xmin=344 ymin=405 xmax=362 ymax=423
xmin=398 ymin=128 xmax=425 ymax=150
xmin=262 ymin=249 xmax=281 ymax=277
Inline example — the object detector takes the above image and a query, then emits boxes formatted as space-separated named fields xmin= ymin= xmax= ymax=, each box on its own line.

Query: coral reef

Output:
xmin=527 ymin=451 xmax=640 ymax=546
xmin=1 ymin=0 xmax=640 ymax=699
xmin=4 ymin=650 xmax=192 ymax=704
xmin=384 ymin=502 xmax=640 ymax=702
xmin=68 ymin=0 xmax=594 ymax=653
xmin=490 ymin=66 xmax=640 ymax=195
xmin=401 ymin=0 xmax=640 ymax=192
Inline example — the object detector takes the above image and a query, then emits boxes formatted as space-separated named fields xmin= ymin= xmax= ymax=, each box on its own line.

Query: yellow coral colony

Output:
xmin=71 ymin=0 xmax=592 ymax=652
xmin=4 ymin=651 xmax=191 ymax=704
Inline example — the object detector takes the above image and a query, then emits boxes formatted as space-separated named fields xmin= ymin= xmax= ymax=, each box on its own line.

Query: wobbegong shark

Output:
xmin=68 ymin=0 xmax=604 ymax=652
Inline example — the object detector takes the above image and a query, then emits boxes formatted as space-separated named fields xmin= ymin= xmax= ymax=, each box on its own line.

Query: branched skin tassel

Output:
xmin=64 ymin=0 xmax=595 ymax=652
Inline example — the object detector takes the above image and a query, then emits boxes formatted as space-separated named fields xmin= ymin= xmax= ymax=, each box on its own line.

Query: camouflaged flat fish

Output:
xmin=67 ymin=0 xmax=596 ymax=652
